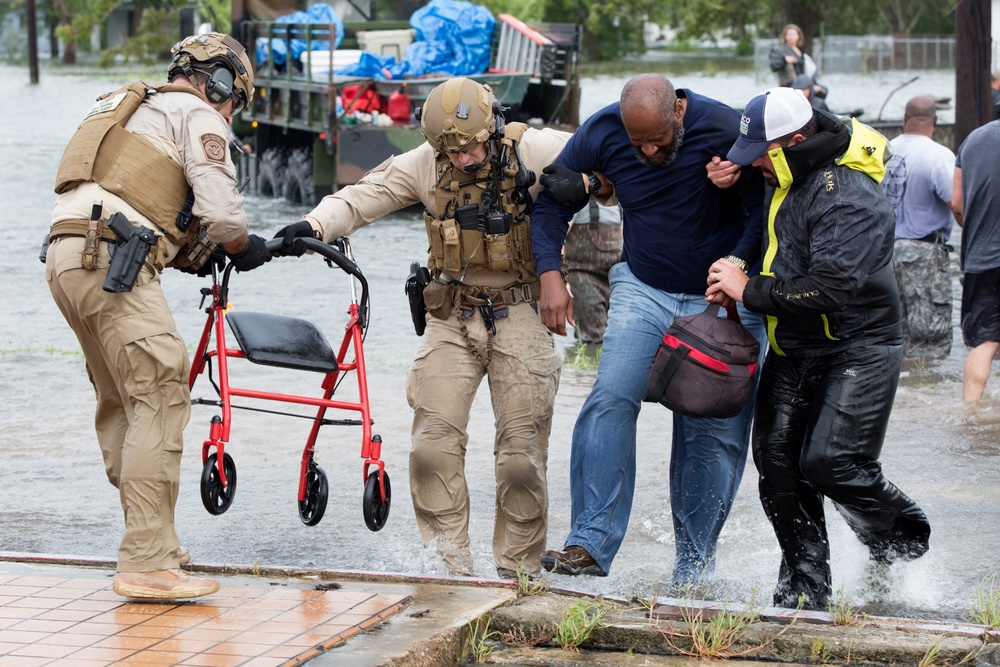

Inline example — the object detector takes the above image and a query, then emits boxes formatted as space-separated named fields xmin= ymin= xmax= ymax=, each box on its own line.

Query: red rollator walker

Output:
xmin=188 ymin=236 xmax=390 ymax=530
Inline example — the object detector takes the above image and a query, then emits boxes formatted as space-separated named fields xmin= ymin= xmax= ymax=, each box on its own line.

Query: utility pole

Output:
xmin=27 ymin=0 xmax=39 ymax=83
xmin=953 ymin=0 xmax=990 ymax=150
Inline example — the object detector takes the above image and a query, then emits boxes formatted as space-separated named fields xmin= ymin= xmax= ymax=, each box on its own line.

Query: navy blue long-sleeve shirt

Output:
xmin=531 ymin=90 xmax=765 ymax=295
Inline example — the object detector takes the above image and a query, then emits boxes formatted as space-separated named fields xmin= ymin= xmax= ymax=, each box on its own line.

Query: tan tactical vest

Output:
xmin=423 ymin=122 xmax=537 ymax=285
xmin=54 ymin=81 xmax=206 ymax=258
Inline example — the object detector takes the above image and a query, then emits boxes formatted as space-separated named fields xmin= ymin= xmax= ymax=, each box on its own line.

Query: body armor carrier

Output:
xmin=423 ymin=122 xmax=537 ymax=286
xmin=54 ymin=81 xmax=215 ymax=271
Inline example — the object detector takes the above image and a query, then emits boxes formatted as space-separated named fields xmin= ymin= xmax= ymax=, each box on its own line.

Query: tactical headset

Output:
xmin=205 ymin=66 xmax=235 ymax=106
xmin=169 ymin=33 xmax=253 ymax=114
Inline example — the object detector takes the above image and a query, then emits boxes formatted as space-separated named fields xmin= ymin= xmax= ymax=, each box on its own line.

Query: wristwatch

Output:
xmin=723 ymin=254 xmax=748 ymax=272
xmin=586 ymin=172 xmax=602 ymax=195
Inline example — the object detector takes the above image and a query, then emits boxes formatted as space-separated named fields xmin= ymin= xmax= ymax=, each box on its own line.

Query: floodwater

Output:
xmin=2 ymin=62 xmax=996 ymax=624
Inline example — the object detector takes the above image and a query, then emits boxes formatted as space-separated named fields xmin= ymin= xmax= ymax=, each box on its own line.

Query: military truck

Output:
xmin=229 ymin=2 xmax=582 ymax=205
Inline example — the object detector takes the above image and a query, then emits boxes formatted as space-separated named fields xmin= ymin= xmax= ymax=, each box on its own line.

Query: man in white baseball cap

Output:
xmin=705 ymin=87 xmax=931 ymax=611
xmin=726 ymin=86 xmax=814 ymax=168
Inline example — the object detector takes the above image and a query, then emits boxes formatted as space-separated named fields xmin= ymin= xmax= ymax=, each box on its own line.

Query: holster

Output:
xmin=103 ymin=213 xmax=158 ymax=293
xmin=405 ymin=262 xmax=431 ymax=335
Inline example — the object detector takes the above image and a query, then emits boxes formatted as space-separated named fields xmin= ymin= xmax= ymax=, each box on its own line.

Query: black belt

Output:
xmin=904 ymin=231 xmax=947 ymax=244
xmin=898 ymin=232 xmax=952 ymax=252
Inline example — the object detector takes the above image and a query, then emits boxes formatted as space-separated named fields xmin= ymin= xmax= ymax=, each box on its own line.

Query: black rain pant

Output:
xmin=752 ymin=344 xmax=931 ymax=610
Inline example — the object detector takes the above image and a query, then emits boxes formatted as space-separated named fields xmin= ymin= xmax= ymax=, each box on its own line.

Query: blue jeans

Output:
xmin=563 ymin=262 xmax=766 ymax=582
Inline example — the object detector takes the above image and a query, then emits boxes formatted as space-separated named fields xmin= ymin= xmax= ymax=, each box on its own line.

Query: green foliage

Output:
xmin=99 ymin=6 xmax=178 ymax=67
xmin=374 ymin=0 xmax=423 ymax=22
xmin=198 ymin=0 xmax=232 ymax=33
xmin=52 ymin=0 xmax=120 ymax=62
xmin=969 ymin=573 xmax=1000 ymax=627
xmin=660 ymin=0 xmax=768 ymax=49
xmin=514 ymin=556 xmax=550 ymax=596
xmin=919 ymin=639 xmax=945 ymax=667
xmin=466 ymin=616 xmax=497 ymax=663
xmin=1 ymin=12 xmax=28 ymax=64
xmin=662 ymin=602 xmax=761 ymax=657
xmin=537 ymin=0 xmax=652 ymax=61
xmin=632 ymin=580 xmax=661 ymax=616
xmin=479 ymin=0 xmax=543 ymax=23
xmin=566 ymin=343 xmax=601 ymax=371
xmin=828 ymin=585 xmax=863 ymax=626
xmin=658 ymin=589 xmax=797 ymax=658
xmin=811 ymin=638 xmax=833 ymax=663
xmin=553 ymin=600 xmax=609 ymax=651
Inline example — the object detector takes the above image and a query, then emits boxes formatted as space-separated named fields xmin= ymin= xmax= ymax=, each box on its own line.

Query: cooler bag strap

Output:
xmin=725 ymin=303 xmax=741 ymax=323
xmin=646 ymin=342 xmax=690 ymax=401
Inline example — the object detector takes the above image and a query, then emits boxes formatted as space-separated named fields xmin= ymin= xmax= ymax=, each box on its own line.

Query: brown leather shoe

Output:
xmin=113 ymin=569 xmax=219 ymax=599
xmin=540 ymin=545 xmax=606 ymax=576
xmin=177 ymin=546 xmax=191 ymax=566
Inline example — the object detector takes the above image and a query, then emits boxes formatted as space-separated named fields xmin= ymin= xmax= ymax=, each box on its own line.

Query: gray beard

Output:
xmin=633 ymin=125 xmax=685 ymax=167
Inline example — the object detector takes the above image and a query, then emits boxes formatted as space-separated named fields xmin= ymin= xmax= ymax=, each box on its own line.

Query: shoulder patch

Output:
xmin=201 ymin=133 xmax=228 ymax=163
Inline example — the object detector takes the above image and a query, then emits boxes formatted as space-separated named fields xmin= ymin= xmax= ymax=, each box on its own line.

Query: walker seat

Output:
xmin=226 ymin=311 xmax=338 ymax=374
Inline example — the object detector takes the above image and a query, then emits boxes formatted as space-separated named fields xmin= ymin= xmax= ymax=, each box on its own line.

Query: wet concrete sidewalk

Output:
xmin=3 ymin=554 xmax=1000 ymax=667
xmin=0 ymin=554 xmax=516 ymax=667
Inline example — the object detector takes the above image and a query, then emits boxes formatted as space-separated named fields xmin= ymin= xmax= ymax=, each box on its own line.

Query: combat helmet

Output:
xmin=169 ymin=32 xmax=254 ymax=113
xmin=420 ymin=78 xmax=499 ymax=153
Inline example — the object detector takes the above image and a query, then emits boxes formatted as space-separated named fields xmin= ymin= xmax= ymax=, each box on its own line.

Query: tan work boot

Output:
xmin=177 ymin=546 xmax=191 ymax=566
xmin=113 ymin=569 xmax=219 ymax=599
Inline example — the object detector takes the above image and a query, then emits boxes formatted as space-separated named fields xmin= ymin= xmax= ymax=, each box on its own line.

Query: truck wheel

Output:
xmin=257 ymin=149 xmax=287 ymax=198
xmin=284 ymin=147 xmax=314 ymax=206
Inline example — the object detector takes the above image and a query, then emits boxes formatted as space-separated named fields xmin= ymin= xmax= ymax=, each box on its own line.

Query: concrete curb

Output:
xmin=486 ymin=593 xmax=1000 ymax=666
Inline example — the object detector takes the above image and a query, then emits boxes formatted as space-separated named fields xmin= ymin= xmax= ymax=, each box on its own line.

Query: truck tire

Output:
xmin=284 ymin=147 xmax=315 ymax=206
xmin=257 ymin=149 xmax=287 ymax=198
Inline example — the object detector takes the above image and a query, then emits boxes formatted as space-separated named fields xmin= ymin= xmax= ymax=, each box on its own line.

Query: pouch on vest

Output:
xmin=644 ymin=303 xmax=760 ymax=419
xmin=430 ymin=218 xmax=462 ymax=272
xmin=423 ymin=280 xmax=456 ymax=320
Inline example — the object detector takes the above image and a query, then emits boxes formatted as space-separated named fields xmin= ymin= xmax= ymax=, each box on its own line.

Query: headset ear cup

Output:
xmin=491 ymin=100 xmax=505 ymax=136
xmin=206 ymin=67 xmax=234 ymax=104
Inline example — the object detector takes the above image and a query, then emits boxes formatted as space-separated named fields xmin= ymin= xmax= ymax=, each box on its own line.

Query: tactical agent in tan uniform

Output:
xmin=45 ymin=32 xmax=272 ymax=599
xmin=273 ymin=78 xmax=569 ymax=578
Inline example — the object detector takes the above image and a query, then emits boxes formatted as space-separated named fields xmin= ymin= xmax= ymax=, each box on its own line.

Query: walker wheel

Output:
xmin=201 ymin=452 xmax=237 ymax=515
xmin=362 ymin=470 xmax=391 ymax=532
xmin=298 ymin=465 xmax=329 ymax=526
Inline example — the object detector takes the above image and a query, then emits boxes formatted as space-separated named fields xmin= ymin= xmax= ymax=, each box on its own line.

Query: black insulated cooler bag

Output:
xmin=644 ymin=303 xmax=760 ymax=418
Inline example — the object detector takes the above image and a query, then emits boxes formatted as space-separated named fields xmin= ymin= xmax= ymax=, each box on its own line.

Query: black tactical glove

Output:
xmin=175 ymin=246 xmax=225 ymax=277
xmin=194 ymin=246 xmax=227 ymax=277
xmin=540 ymin=163 xmax=589 ymax=210
xmin=272 ymin=220 xmax=317 ymax=257
xmin=228 ymin=234 xmax=272 ymax=272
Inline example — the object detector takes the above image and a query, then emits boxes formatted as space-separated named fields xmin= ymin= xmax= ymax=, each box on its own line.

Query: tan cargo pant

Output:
xmin=46 ymin=236 xmax=190 ymax=573
xmin=406 ymin=300 xmax=561 ymax=576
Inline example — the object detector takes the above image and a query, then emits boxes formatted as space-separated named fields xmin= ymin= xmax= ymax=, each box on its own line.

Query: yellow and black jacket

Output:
xmin=743 ymin=110 xmax=903 ymax=357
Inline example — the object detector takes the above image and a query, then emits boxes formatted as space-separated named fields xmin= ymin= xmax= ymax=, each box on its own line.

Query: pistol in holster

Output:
xmin=38 ymin=230 xmax=51 ymax=264
xmin=103 ymin=213 xmax=158 ymax=293
xmin=404 ymin=261 xmax=431 ymax=336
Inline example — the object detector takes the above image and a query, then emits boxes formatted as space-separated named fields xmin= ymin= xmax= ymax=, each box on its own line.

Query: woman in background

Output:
xmin=769 ymin=24 xmax=827 ymax=99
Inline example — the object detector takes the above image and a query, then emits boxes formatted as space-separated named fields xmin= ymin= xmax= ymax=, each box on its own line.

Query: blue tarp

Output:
xmin=255 ymin=3 xmax=344 ymax=68
xmin=405 ymin=0 xmax=495 ymax=77
xmin=334 ymin=52 xmax=411 ymax=80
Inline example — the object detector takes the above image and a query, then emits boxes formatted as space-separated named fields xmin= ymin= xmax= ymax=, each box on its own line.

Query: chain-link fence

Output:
xmin=754 ymin=36 xmax=999 ymax=84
